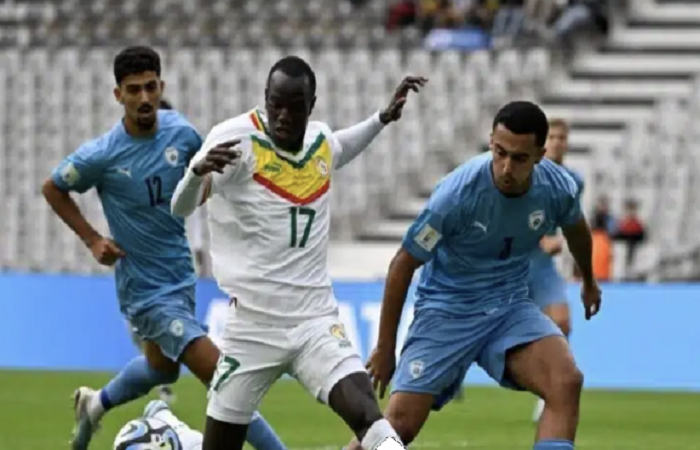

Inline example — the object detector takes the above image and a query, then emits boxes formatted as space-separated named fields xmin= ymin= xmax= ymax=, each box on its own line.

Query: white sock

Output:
xmin=360 ymin=419 xmax=405 ymax=450
xmin=87 ymin=390 xmax=105 ymax=422
xmin=533 ymin=398 xmax=545 ymax=422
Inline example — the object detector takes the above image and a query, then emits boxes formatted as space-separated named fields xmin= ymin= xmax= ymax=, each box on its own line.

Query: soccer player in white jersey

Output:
xmin=171 ymin=56 xmax=426 ymax=450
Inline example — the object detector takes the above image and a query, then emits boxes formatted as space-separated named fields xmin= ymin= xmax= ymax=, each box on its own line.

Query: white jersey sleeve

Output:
xmin=192 ymin=117 xmax=255 ymax=189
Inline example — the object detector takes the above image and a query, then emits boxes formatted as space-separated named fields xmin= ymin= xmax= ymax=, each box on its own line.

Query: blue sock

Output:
xmin=534 ymin=439 xmax=574 ymax=450
xmin=246 ymin=411 xmax=287 ymax=450
xmin=101 ymin=356 xmax=178 ymax=411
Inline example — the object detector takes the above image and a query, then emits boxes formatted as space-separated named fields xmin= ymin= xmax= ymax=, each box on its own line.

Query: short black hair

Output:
xmin=492 ymin=101 xmax=549 ymax=147
xmin=113 ymin=46 xmax=161 ymax=85
xmin=267 ymin=56 xmax=316 ymax=96
xmin=159 ymin=99 xmax=174 ymax=110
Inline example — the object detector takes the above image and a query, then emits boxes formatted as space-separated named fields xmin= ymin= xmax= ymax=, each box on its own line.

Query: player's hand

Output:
xmin=192 ymin=140 xmax=241 ymax=176
xmin=366 ymin=346 xmax=396 ymax=399
xmin=581 ymin=279 xmax=601 ymax=320
xmin=539 ymin=236 xmax=563 ymax=255
xmin=379 ymin=76 xmax=428 ymax=124
xmin=89 ymin=236 xmax=125 ymax=266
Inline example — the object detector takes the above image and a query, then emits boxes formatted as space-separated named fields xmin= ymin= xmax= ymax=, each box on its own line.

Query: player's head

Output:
xmin=489 ymin=101 xmax=548 ymax=196
xmin=545 ymin=118 xmax=569 ymax=165
xmin=265 ymin=56 xmax=317 ymax=151
xmin=113 ymin=46 xmax=164 ymax=132
xmin=159 ymin=98 xmax=174 ymax=110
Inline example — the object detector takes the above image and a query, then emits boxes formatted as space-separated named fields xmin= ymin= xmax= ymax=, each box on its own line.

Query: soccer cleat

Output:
xmin=143 ymin=399 xmax=171 ymax=419
xmin=71 ymin=387 xmax=101 ymax=450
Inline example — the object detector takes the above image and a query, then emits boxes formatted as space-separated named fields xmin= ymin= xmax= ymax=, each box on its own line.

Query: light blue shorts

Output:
xmin=392 ymin=300 xmax=562 ymax=410
xmin=127 ymin=286 xmax=207 ymax=361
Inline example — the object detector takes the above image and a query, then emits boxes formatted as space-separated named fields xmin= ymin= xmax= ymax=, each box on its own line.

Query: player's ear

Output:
xmin=309 ymin=95 xmax=316 ymax=115
xmin=534 ymin=146 xmax=545 ymax=163
xmin=113 ymin=86 xmax=123 ymax=104
xmin=159 ymin=79 xmax=166 ymax=94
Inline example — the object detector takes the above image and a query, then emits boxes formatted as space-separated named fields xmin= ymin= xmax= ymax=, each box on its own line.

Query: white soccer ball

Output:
xmin=113 ymin=418 xmax=182 ymax=450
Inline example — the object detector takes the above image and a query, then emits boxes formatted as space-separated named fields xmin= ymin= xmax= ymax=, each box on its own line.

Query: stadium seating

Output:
xmin=1 ymin=0 xmax=700 ymax=281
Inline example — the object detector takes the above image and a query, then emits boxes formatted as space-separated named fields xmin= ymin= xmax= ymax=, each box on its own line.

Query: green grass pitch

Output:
xmin=1 ymin=370 xmax=699 ymax=450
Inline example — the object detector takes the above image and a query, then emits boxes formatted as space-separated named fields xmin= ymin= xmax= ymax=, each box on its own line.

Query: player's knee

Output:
xmin=548 ymin=364 xmax=583 ymax=402
xmin=544 ymin=305 xmax=571 ymax=337
xmin=555 ymin=317 xmax=571 ymax=337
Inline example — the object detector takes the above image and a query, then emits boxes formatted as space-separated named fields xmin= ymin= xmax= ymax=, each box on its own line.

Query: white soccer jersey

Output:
xmin=193 ymin=108 xmax=344 ymax=325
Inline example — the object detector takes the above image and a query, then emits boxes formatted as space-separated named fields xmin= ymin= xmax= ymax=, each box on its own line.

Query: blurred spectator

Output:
xmin=592 ymin=195 xmax=616 ymax=235
xmin=613 ymin=199 xmax=646 ymax=270
xmin=417 ymin=0 xmax=469 ymax=34
xmin=385 ymin=0 xmax=418 ymax=32
xmin=590 ymin=210 xmax=613 ymax=281
xmin=547 ymin=0 xmax=609 ymax=45
xmin=386 ymin=0 xmax=497 ymax=35
xmin=491 ymin=0 xmax=526 ymax=47
xmin=524 ymin=0 xmax=561 ymax=35
xmin=465 ymin=0 xmax=500 ymax=29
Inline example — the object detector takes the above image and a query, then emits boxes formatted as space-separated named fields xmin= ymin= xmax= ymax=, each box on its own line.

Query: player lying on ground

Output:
xmin=114 ymin=400 xmax=204 ymax=450
xmin=42 ymin=46 xmax=285 ymax=450
xmin=346 ymin=101 xmax=601 ymax=450
xmin=171 ymin=56 xmax=426 ymax=450
xmin=528 ymin=118 xmax=585 ymax=422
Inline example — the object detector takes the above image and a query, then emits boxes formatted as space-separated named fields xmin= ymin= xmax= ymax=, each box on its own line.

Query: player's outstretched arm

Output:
xmin=368 ymin=248 xmax=424 ymax=398
xmin=332 ymin=76 xmax=427 ymax=170
xmin=171 ymin=134 xmax=241 ymax=217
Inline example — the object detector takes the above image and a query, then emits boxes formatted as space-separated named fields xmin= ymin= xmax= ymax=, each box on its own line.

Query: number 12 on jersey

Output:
xmin=289 ymin=206 xmax=316 ymax=248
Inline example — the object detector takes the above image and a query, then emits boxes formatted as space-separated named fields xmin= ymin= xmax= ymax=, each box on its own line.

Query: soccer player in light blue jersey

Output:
xmin=42 ymin=46 xmax=286 ymax=450
xmin=349 ymin=102 xmax=601 ymax=450
xmin=529 ymin=118 xmax=585 ymax=422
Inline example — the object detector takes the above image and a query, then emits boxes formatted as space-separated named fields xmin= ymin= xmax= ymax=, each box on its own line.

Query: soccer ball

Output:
xmin=113 ymin=418 xmax=182 ymax=450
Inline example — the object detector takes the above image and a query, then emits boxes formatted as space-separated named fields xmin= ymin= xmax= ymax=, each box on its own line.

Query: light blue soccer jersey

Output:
xmin=402 ymin=152 xmax=583 ymax=316
xmin=51 ymin=110 xmax=203 ymax=316
xmin=529 ymin=166 xmax=585 ymax=275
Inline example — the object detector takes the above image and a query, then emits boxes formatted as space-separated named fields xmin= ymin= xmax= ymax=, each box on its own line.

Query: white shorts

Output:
xmin=206 ymin=311 xmax=366 ymax=424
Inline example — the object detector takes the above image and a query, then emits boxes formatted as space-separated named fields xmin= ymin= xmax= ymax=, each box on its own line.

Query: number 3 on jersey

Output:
xmin=289 ymin=206 xmax=316 ymax=248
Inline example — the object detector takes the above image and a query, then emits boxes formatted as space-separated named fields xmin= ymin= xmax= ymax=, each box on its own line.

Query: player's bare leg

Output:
xmin=533 ymin=304 xmax=572 ymax=422
xmin=330 ymin=373 xmax=405 ymax=450
xmin=506 ymin=335 xmax=582 ymax=445
xmin=203 ymin=417 xmax=249 ymax=450
xmin=345 ymin=391 xmax=433 ymax=450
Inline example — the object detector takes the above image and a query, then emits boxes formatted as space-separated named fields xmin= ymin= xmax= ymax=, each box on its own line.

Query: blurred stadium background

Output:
xmin=1 ymin=0 xmax=700 ymax=449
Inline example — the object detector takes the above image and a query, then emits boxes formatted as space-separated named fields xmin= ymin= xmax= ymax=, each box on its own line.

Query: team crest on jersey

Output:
xmin=330 ymin=324 xmax=351 ymax=348
xmin=164 ymin=147 xmax=179 ymax=166
xmin=529 ymin=210 xmax=545 ymax=230
xmin=315 ymin=155 xmax=329 ymax=177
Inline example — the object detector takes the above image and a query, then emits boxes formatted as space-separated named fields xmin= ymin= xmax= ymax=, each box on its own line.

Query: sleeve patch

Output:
xmin=413 ymin=224 xmax=442 ymax=252
xmin=59 ymin=162 xmax=81 ymax=186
